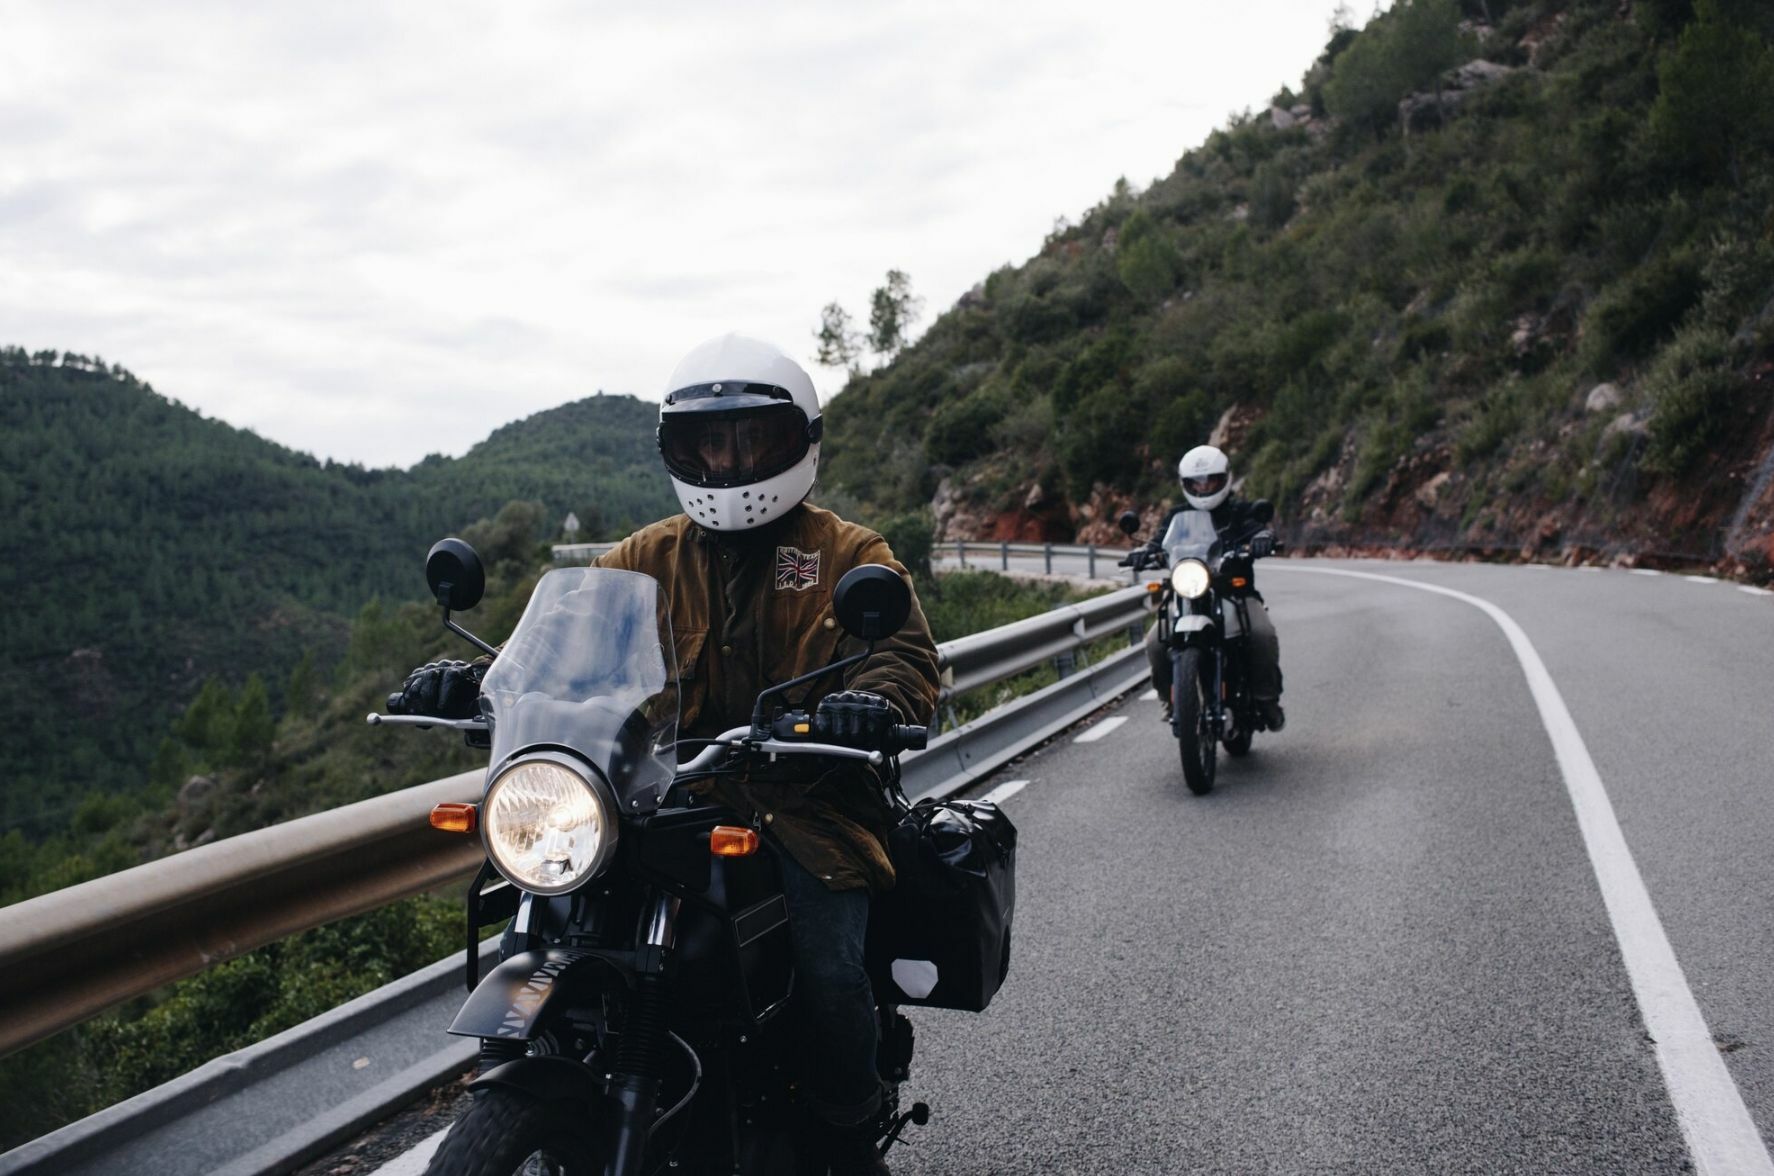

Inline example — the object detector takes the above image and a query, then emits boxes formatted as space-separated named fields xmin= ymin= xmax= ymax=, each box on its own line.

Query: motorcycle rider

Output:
xmin=1142 ymin=444 xmax=1285 ymax=731
xmin=394 ymin=334 xmax=939 ymax=1175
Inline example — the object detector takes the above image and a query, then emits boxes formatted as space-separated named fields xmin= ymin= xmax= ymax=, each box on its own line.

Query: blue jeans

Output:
xmin=777 ymin=853 xmax=880 ymax=1126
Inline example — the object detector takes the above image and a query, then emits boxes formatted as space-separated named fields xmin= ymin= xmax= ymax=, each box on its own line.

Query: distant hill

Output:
xmin=0 ymin=349 xmax=674 ymax=833
xmin=820 ymin=0 xmax=1774 ymax=578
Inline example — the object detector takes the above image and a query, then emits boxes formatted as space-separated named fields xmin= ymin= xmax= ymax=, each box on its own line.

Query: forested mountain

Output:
xmin=820 ymin=0 xmax=1774 ymax=578
xmin=0 ymin=349 xmax=674 ymax=836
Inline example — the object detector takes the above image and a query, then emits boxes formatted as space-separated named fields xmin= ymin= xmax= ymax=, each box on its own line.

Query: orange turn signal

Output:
xmin=1146 ymin=581 xmax=1163 ymax=593
xmin=430 ymin=803 xmax=477 ymax=834
xmin=710 ymin=826 xmax=760 ymax=857
xmin=1230 ymin=577 xmax=1248 ymax=589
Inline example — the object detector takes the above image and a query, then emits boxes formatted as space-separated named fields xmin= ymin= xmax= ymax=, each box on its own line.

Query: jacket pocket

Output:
xmin=672 ymin=628 xmax=708 ymax=728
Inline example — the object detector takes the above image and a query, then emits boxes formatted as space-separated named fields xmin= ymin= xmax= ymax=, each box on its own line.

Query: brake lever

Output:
xmin=366 ymin=713 xmax=489 ymax=731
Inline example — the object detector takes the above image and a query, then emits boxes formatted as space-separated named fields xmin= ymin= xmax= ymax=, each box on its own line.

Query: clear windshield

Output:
xmin=481 ymin=567 xmax=679 ymax=802
xmin=1161 ymin=510 xmax=1221 ymax=563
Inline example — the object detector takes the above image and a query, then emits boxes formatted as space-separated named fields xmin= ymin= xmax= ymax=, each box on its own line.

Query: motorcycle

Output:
xmin=368 ymin=539 xmax=939 ymax=1175
xmin=1117 ymin=506 xmax=1280 ymax=795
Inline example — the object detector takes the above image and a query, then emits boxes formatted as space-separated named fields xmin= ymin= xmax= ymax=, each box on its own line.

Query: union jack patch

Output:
xmin=775 ymin=546 xmax=821 ymax=591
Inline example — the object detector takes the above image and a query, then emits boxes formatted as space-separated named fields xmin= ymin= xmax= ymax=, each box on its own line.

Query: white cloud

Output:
xmin=0 ymin=0 xmax=1341 ymax=467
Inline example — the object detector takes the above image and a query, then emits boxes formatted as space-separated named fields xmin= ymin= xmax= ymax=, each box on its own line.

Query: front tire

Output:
xmin=427 ymin=1089 xmax=607 ymax=1176
xmin=1173 ymin=648 xmax=1217 ymax=795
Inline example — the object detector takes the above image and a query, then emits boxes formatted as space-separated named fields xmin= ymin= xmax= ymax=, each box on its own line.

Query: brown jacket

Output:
xmin=595 ymin=503 xmax=941 ymax=892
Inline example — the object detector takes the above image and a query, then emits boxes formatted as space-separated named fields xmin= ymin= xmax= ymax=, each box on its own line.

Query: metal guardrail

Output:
xmin=0 ymin=581 xmax=1150 ymax=1061
xmin=942 ymin=539 xmax=1126 ymax=580
xmin=552 ymin=540 xmax=1142 ymax=580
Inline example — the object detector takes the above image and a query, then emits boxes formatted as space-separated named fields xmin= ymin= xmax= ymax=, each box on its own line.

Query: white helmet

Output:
xmin=1178 ymin=444 xmax=1231 ymax=510
xmin=656 ymin=334 xmax=821 ymax=531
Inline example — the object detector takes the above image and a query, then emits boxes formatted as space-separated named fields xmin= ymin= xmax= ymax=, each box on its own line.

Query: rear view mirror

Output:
xmin=426 ymin=538 xmax=486 ymax=612
xmin=1251 ymin=500 xmax=1275 ymax=525
xmin=833 ymin=565 xmax=911 ymax=640
xmin=1117 ymin=510 xmax=1141 ymax=536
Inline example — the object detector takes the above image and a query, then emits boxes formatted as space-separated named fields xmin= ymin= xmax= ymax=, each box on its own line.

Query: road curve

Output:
xmin=892 ymin=556 xmax=1773 ymax=1174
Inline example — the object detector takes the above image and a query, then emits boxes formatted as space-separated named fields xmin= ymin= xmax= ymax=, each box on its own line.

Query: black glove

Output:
xmin=388 ymin=659 xmax=483 ymax=719
xmin=814 ymin=690 xmax=896 ymax=747
xmin=1250 ymin=531 xmax=1275 ymax=559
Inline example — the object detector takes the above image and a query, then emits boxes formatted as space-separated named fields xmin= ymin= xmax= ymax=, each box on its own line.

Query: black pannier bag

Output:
xmin=866 ymin=798 xmax=1017 ymax=1012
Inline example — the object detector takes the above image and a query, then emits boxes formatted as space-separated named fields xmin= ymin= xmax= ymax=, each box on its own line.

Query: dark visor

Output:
xmin=1183 ymin=473 xmax=1228 ymax=497
xmin=658 ymin=402 xmax=815 ymax=488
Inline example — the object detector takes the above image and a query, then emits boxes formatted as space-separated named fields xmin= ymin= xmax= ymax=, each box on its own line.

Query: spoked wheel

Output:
xmin=426 ymin=1089 xmax=607 ymax=1176
xmin=1173 ymin=648 xmax=1217 ymax=795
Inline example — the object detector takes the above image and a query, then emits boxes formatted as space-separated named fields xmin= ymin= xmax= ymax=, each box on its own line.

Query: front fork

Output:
xmin=607 ymin=891 xmax=679 ymax=1176
xmin=1170 ymin=600 xmax=1228 ymax=740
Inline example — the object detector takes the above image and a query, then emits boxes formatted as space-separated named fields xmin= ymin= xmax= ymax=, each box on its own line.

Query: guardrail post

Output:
xmin=1051 ymin=651 xmax=1076 ymax=678
xmin=1126 ymin=621 xmax=1144 ymax=647
xmin=1000 ymin=540 xmax=1009 ymax=571
xmin=1044 ymin=544 xmax=1053 ymax=574
xmin=957 ymin=539 xmax=966 ymax=568
xmin=1088 ymin=544 xmax=1097 ymax=580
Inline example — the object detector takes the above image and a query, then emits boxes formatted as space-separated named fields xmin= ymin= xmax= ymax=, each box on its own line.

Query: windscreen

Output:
xmin=481 ymin=568 xmax=679 ymax=802
xmin=1161 ymin=510 xmax=1221 ymax=563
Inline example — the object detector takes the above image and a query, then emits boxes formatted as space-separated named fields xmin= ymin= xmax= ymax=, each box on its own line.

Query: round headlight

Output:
xmin=482 ymin=757 xmax=617 ymax=894
xmin=1170 ymin=559 xmax=1211 ymax=599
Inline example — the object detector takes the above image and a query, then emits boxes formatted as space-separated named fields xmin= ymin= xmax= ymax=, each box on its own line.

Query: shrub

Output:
xmin=1580 ymin=251 xmax=1704 ymax=372
xmin=1642 ymin=325 xmax=1742 ymax=473
xmin=875 ymin=510 xmax=936 ymax=581
xmin=925 ymin=391 xmax=1007 ymax=466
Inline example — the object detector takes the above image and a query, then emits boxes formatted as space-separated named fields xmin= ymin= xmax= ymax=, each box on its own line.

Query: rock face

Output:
xmin=1585 ymin=382 xmax=1624 ymax=413
xmin=1399 ymin=60 xmax=1516 ymax=132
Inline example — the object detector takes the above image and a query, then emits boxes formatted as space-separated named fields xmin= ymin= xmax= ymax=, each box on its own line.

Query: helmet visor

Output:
xmin=659 ymin=403 xmax=812 ymax=488
xmin=1182 ymin=472 xmax=1228 ymax=499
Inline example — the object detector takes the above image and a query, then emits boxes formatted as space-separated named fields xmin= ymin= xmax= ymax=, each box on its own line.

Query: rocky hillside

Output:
xmin=819 ymin=0 xmax=1774 ymax=578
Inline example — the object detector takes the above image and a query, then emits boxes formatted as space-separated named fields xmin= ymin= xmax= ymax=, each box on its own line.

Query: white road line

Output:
xmin=1272 ymin=564 xmax=1774 ymax=1176
xmin=1139 ymin=688 xmax=1159 ymax=701
xmin=1631 ymin=569 xmax=1663 ymax=576
xmin=1685 ymin=575 xmax=1720 ymax=585
xmin=370 ymin=1124 xmax=453 ymax=1175
xmin=1741 ymin=586 xmax=1774 ymax=597
xmin=978 ymin=779 xmax=1030 ymax=805
xmin=1073 ymin=716 xmax=1128 ymax=743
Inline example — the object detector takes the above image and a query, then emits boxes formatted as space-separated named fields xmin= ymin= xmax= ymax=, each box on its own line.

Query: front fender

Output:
xmin=470 ymin=1055 xmax=610 ymax=1120
xmin=448 ymin=948 xmax=628 ymax=1040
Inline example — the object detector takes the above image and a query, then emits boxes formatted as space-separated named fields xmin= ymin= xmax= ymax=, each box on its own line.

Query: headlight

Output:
xmin=483 ymin=756 xmax=618 ymax=894
xmin=1170 ymin=559 xmax=1211 ymax=599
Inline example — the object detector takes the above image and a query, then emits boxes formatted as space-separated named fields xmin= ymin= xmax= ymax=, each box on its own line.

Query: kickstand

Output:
xmin=879 ymin=1102 xmax=930 ymax=1154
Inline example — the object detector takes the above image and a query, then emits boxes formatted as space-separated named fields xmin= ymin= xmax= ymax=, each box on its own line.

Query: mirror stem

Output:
xmin=749 ymin=642 xmax=875 ymax=737
xmin=442 ymin=607 xmax=501 ymax=659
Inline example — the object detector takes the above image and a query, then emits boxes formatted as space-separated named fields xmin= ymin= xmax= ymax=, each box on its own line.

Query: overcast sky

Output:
xmin=2 ymin=1 xmax=1345 ymax=468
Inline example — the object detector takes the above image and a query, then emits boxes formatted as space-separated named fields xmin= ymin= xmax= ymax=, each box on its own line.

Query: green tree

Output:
xmin=284 ymin=650 xmax=320 ymax=720
xmin=1116 ymin=211 xmax=1181 ymax=301
xmin=814 ymin=302 xmax=864 ymax=374
xmin=867 ymin=270 xmax=923 ymax=359
xmin=1649 ymin=0 xmax=1774 ymax=185
xmin=174 ymin=677 xmax=234 ymax=756
xmin=230 ymin=674 xmax=274 ymax=772
xmin=1324 ymin=0 xmax=1467 ymax=133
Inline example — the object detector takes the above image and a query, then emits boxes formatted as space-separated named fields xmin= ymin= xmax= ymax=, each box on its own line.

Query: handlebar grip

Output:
xmin=386 ymin=692 xmax=403 ymax=712
xmin=890 ymin=725 xmax=929 ymax=752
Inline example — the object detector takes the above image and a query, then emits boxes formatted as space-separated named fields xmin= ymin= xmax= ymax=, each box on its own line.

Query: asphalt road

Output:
xmin=887 ymin=555 xmax=1774 ymax=1174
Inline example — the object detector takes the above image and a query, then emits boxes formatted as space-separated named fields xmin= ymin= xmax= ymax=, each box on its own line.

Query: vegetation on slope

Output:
xmin=820 ymin=0 xmax=1774 ymax=573
xmin=0 ymin=350 xmax=675 ymax=837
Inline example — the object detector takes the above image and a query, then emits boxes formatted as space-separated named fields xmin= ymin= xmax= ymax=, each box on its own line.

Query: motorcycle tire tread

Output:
xmin=425 ymin=1088 xmax=606 ymax=1176
xmin=1174 ymin=647 xmax=1217 ymax=796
